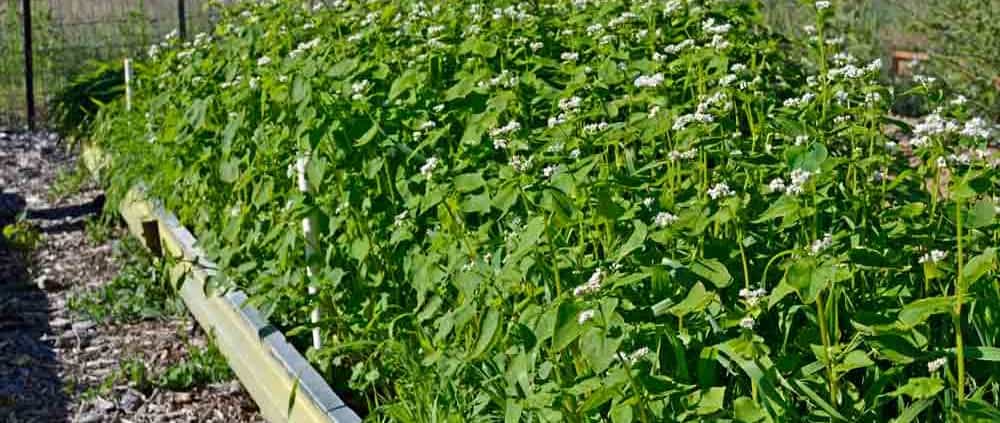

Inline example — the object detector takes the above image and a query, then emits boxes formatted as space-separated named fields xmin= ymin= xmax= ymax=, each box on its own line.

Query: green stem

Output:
xmin=955 ymin=199 xmax=966 ymax=405
xmin=815 ymin=290 xmax=838 ymax=406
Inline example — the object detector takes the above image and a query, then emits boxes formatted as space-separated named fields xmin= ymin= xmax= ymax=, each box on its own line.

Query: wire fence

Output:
xmin=0 ymin=0 xmax=220 ymax=130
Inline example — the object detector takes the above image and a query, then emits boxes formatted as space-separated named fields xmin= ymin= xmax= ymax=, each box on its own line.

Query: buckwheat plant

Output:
xmin=93 ymin=0 xmax=1000 ymax=420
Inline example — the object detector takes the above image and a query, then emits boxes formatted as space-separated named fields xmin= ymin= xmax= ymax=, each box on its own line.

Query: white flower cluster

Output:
xmin=625 ymin=347 xmax=651 ymax=364
xmin=668 ymin=149 xmax=697 ymax=161
xmin=828 ymin=59 xmax=880 ymax=80
xmin=561 ymin=51 xmax=580 ymax=62
xmin=919 ymin=249 xmax=948 ymax=264
xmin=739 ymin=316 xmax=755 ymax=329
xmin=478 ymin=70 xmax=519 ymax=90
xmin=578 ymin=309 xmax=597 ymax=324
xmin=815 ymin=1 xmax=831 ymax=10
xmin=510 ymin=155 xmax=533 ymax=172
xmin=573 ymin=268 xmax=605 ymax=296
xmin=543 ymin=165 xmax=559 ymax=178
xmin=583 ymin=121 xmax=610 ymax=134
xmin=654 ymin=212 xmax=678 ymax=227
xmin=351 ymin=80 xmax=370 ymax=100
xmin=911 ymin=112 xmax=960 ymax=147
xmin=960 ymin=117 xmax=993 ymax=139
xmin=709 ymin=35 xmax=730 ymax=50
xmin=809 ymin=233 xmax=834 ymax=255
xmin=634 ymin=73 xmax=665 ymax=88
xmin=490 ymin=121 xmax=521 ymax=149
xmin=927 ymin=357 xmax=947 ymax=372
xmin=559 ymin=96 xmax=583 ymax=111
xmin=783 ymin=92 xmax=815 ymax=108
xmin=739 ymin=288 xmax=768 ymax=306
xmin=420 ymin=157 xmax=439 ymax=180
xmin=707 ymin=182 xmax=734 ymax=200
xmin=289 ymin=37 xmax=321 ymax=59
xmin=394 ymin=210 xmax=408 ymax=227
xmin=702 ymin=18 xmax=732 ymax=35
xmin=663 ymin=39 xmax=695 ymax=54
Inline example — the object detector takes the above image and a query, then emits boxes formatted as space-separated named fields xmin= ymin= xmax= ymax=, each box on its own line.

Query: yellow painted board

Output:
xmin=86 ymin=144 xmax=360 ymax=423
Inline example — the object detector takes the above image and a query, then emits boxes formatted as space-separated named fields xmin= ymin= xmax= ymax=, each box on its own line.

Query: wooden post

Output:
xmin=177 ymin=0 xmax=187 ymax=41
xmin=124 ymin=58 xmax=133 ymax=111
xmin=21 ymin=0 xmax=35 ymax=130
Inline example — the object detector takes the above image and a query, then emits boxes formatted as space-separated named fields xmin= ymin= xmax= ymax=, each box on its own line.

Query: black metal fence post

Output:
xmin=22 ymin=0 xmax=35 ymax=131
xmin=178 ymin=0 xmax=187 ymax=40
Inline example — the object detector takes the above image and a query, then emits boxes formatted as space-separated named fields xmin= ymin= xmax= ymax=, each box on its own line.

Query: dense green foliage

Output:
xmin=93 ymin=0 xmax=1000 ymax=420
xmin=48 ymin=61 xmax=131 ymax=139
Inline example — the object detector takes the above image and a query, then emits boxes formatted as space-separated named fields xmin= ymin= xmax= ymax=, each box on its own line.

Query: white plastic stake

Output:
xmin=124 ymin=58 xmax=133 ymax=111
xmin=296 ymin=155 xmax=322 ymax=350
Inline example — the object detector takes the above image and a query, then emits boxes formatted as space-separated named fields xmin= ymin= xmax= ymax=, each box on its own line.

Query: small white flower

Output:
xmin=561 ymin=52 xmax=579 ymax=62
xmin=919 ymin=249 xmax=948 ymax=264
xmin=394 ymin=210 xmax=408 ymax=227
xmin=543 ymin=165 xmax=558 ymax=178
xmin=950 ymin=95 xmax=968 ymax=106
xmin=739 ymin=316 xmax=755 ymax=329
xmin=809 ymin=233 xmax=834 ymax=255
xmin=578 ymin=309 xmax=597 ymax=324
xmin=707 ymin=183 xmax=733 ymax=200
xmin=510 ymin=155 xmax=532 ymax=172
xmin=815 ymin=1 xmax=831 ymax=11
xmin=643 ymin=197 xmax=655 ymax=208
xmin=625 ymin=347 xmax=651 ymax=364
xmin=530 ymin=41 xmax=544 ymax=51
xmin=768 ymin=178 xmax=786 ymax=193
xmin=257 ymin=56 xmax=272 ymax=66
xmin=928 ymin=357 xmax=947 ymax=372
xmin=573 ymin=268 xmax=605 ymax=296
xmin=570 ymin=148 xmax=582 ymax=159
xmin=420 ymin=157 xmax=439 ymax=179
xmin=654 ymin=212 xmax=678 ymax=228
xmin=786 ymin=169 xmax=813 ymax=195
xmin=634 ymin=73 xmax=665 ymax=88
xmin=558 ymin=96 xmax=583 ymax=111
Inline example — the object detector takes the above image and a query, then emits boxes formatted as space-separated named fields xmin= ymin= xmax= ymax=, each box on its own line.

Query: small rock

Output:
xmin=50 ymin=317 xmax=70 ymax=328
xmin=72 ymin=320 xmax=96 ymax=332
xmin=93 ymin=395 xmax=116 ymax=412
xmin=120 ymin=388 xmax=144 ymax=413
xmin=174 ymin=392 xmax=193 ymax=404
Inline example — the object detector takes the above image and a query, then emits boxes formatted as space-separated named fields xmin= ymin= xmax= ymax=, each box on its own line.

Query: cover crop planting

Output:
xmin=93 ymin=0 xmax=1000 ymax=420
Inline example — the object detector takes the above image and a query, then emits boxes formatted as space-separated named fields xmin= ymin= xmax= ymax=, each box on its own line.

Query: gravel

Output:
xmin=0 ymin=130 xmax=263 ymax=422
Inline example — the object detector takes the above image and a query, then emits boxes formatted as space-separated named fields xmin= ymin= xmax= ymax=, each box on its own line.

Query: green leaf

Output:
xmin=615 ymin=221 xmax=647 ymax=261
xmin=962 ymin=248 xmax=995 ymax=283
xmin=694 ymin=387 xmax=726 ymax=415
xmin=968 ymin=199 xmax=996 ymax=228
xmin=891 ymin=377 xmax=944 ymax=400
xmin=469 ymin=307 xmax=500 ymax=359
xmin=893 ymin=399 xmax=933 ymax=423
xmin=552 ymin=301 xmax=582 ymax=351
xmin=754 ymin=195 xmax=800 ymax=223
xmin=389 ymin=69 xmax=422 ymax=101
xmin=580 ymin=327 xmax=622 ymax=373
xmin=328 ymin=58 xmax=359 ymax=78
xmin=219 ymin=159 xmax=239 ymax=183
xmin=292 ymin=76 xmax=311 ymax=104
xmin=454 ymin=172 xmax=486 ymax=193
xmin=690 ymin=259 xmax=733 ymax=288
xmin=610 ymin=402 xmax=633 ymax=423
xmin=898 ymin=296 xmax=955 ymax=329
xmin=835 ymin=350 xmax=874 ymax=374
xmin=734 ymin=396 xmax=766 ymax=422
xmin=960 ymin=399 xmax=1000 ymax=422
xmin=662 ymin=282 xmax=714 ymax=318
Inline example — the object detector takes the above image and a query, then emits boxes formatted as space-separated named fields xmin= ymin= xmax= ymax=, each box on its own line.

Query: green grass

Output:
xmin=68 ymin=236 xmax=185 ymax=323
